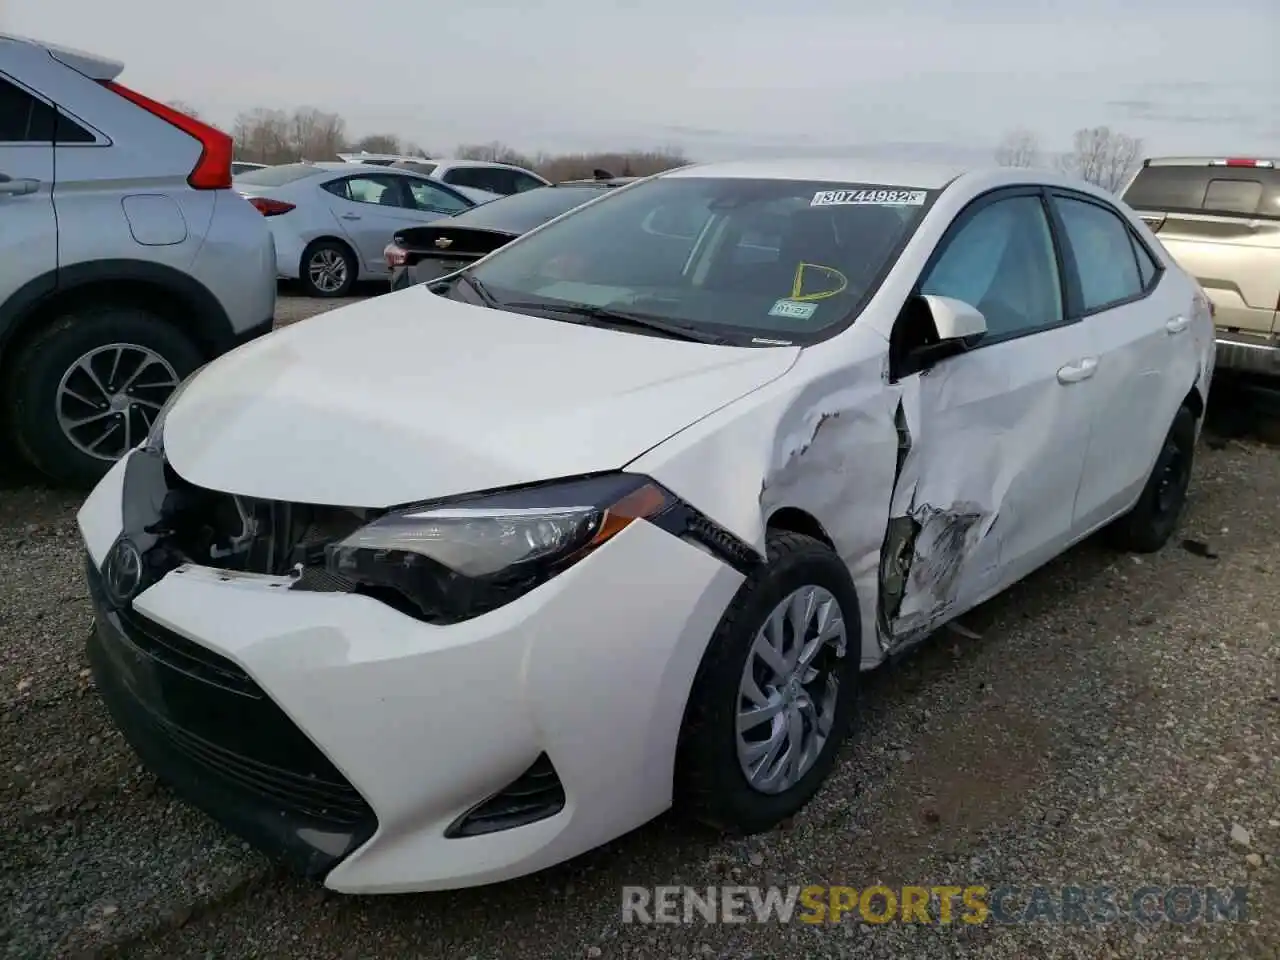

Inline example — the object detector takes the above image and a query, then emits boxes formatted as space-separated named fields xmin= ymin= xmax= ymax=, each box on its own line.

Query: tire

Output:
xmin=300 ymin=239 xmax=356 ymax=298
xmin=675 ymin=531 xmax=861 ymax=834
xmin=3 ymin=306 xmax=204 ymax=489
xmin=1105 ymin=405 xmax=1197 ymax=553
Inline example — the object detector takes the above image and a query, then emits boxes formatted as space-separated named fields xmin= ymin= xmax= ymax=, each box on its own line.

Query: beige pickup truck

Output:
xmin=1121 ymin=157 xmax=1280 ymax=375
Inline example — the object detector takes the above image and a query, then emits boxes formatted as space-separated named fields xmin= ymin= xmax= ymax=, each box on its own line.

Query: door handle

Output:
xmin=1057 ymin=356 xmax=1098 ymax=384
xmin=340 ymin=213 xmax=361 ymax=220
xmin=1165 ymin=315 xmax=1191 ymax=334
xmin=0 ymin=175 xmax=39 ymax=197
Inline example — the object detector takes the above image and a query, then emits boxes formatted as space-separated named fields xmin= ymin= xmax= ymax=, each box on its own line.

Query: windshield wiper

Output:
xmin=451 ymin=270 xmax=498 ymax=307
xmin=501 ymin=301 xmax=731 ymax=345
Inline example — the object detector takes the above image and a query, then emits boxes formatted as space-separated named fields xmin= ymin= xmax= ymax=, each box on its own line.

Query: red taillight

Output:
xmin=247 ymin=197 xmax=295 ymax=217
xmin=385 ymin=243 xmax=407 ymax=267
xmin=102 ymin=81 xmax=233 ymax=189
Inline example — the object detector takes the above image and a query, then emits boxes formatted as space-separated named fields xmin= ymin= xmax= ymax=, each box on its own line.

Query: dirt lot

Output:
xmin=1 ymin=293 xmax=1277 ymax=958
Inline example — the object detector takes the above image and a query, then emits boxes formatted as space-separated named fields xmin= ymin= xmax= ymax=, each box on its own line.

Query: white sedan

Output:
xmin=77 ymin=158 xmax=1214 ymax=893
xmin=233 ymin=161 xmax=499 ymax=297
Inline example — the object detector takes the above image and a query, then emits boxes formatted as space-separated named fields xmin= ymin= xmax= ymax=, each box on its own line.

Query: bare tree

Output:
xmin=455 ymin=141 xmax=536 ymax=167
xmin=350 ymin=134 xmax=405 ymax=155
xmin=165 ymin=100 xmax=201 ymax=120
xmin=1056 ymin=126 xmax=1143 ymax=192
xmin=231 ymin=108 xmax=291 ymax=163
xmin=289 ymin=107 xmax=346 ymax=161
xmin=224 ymin=101 xmax=690 ymax=176
xmin=995 ymin=127 xmax=1041 ymax=168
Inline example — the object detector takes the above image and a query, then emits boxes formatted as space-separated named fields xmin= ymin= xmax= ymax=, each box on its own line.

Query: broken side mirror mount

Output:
xmin=923 ymin=295 xmax=987 ymax=342
xmin=906 ymin=296 xmax=987 ymax=373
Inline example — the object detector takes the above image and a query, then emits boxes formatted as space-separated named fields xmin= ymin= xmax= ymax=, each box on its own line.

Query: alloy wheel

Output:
xmin=308 ymin=249 xmax=349 ymax=293
xmin=55 ymin=344 xmax=180 ymax=461
xmin=736 ymin=585 xmax=848 ymax=794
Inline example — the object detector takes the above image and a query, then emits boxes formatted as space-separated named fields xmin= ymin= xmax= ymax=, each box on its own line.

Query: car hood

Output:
xmin=162 ymin=290 xmax=800 ymax=506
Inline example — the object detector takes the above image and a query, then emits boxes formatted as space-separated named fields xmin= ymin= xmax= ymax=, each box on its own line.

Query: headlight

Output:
xmin=324 ymin=474 xmax=674 ymax=623
xmin=319 ymin=473 xmax=761 ymax=624
xmin=144 ymin=364 xmax=204 ymax=453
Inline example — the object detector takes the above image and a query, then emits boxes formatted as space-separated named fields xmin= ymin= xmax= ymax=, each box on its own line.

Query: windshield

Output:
xmin=463 ymin=176 xmax=938 ymax=344
xmin=447 ymin=185 xmax=608 ymax=234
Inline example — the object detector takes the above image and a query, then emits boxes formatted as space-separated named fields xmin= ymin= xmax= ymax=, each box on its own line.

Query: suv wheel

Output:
xmin=301 ymin=240 xmax=356 ymax=298
xmin=4 ymin=306 xmax=203 ymax=488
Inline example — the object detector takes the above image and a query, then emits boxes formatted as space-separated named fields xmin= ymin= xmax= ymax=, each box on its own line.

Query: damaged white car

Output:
xmin=77 ymin=159 xmax=1214 ymax=893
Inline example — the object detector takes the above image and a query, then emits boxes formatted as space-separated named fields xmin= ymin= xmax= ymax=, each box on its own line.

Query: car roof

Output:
xmin=0 ymin=32 xmax=124 ymax=80
xmin=312 ymin=161 xmax=432 ymax=177
xmin=336 ymin=152 xmax=432 ymax=163
xmin=660 ymin=158 xmax=972 ymax=189
xmin=557 ymin=177 xmax=639 ymax=187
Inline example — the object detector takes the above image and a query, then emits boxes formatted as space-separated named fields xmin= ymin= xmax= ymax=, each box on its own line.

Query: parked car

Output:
xmin=0 ymin=33 xmax=275 ymax=487
xmin=338 ymin=151 xmax=551 ymax=196
xmin=231 ymin=160 xmax=267 ymax=176
xmin=233 ymin=161 xmax=495 ymax=297
xmin=384 ymin=176 xmax=638 ymax=290
xmin=1119 ymin=156 xmax=1279 ymax=376
xmin=79 ymin=159 xmax=1213 ymax=893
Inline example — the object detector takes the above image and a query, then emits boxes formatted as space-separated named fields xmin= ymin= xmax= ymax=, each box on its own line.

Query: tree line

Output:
xmin=995 ymin=125 xmax=1144 ymax=192
xmin=166 ymin=102 xmax=688 ymax=182
xmin=166 ymin=100 xmax=1144 ymax=191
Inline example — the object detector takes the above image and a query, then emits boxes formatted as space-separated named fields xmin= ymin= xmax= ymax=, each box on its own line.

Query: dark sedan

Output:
xmin=384 ymin=176 xmax=636 ymax=290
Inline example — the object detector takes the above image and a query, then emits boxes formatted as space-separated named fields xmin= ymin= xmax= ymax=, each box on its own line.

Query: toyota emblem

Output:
xmin=102 ymin=538 xmax=144 ymax=606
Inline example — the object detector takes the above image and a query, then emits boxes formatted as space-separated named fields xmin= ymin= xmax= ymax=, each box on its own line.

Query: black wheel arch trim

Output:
xmin=0 ymin=260 xmax=239 ymax=361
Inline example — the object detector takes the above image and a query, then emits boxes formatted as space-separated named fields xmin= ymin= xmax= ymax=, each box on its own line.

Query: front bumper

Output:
xmin=78 ymin=456 xmax=744 ymax=892
xmin=85 ymin=557 xmax=378 ymax=877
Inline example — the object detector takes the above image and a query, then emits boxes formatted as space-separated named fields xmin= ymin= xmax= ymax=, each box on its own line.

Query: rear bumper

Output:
xmin=1215 ymin=332 xmax=1280 ymax=375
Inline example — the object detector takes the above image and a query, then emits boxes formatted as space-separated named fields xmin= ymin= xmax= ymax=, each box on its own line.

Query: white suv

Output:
xmin=0 ymin=34 xmax=276 ymax=487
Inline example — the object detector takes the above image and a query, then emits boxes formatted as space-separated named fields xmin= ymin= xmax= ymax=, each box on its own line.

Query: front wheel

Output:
xmin=1105 ymin=405 xmax=1197 ymax=553
xmin=675 ymin=531 xmax=861 ymax=834
xmin=300 ymin=240 xmax=356 ymax=298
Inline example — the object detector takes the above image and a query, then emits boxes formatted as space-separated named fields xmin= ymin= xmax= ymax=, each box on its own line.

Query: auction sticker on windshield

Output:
xmin=769 ymin=298 xmax=818 ymax=320
xmin=811 ymin=189 xmax=927 ymax=207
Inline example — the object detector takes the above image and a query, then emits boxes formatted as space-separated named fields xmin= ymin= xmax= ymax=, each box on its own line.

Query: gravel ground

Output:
xmin=1 ymin=297 xmax=1276 ymax=958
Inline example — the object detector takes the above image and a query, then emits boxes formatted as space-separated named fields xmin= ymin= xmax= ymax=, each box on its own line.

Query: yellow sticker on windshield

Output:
xmin=789 ymin=262 xmax=848 ymax=302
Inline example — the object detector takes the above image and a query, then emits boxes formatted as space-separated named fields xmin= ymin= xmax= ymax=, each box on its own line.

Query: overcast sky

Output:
xmin=5 ymin=0 xmax=1278 ymax=163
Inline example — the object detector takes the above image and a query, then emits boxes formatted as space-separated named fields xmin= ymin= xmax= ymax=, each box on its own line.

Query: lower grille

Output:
xmin=86 ymin=556 xmax=377 ymax=876
xmin=445 ymin=753 xmax=566 ymax=838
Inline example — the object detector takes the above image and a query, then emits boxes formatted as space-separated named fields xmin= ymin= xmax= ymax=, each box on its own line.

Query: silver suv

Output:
xmin=0 ymin=34 xmax=276 ymax=487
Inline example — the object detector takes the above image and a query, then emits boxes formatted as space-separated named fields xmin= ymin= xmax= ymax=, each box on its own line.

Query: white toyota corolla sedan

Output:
xmin=77 ymin=159 xmax=1215 ymax=893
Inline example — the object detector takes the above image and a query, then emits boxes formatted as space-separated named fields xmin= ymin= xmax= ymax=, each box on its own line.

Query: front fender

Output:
xmin=628 ymin=349 xmax=901 ymax=668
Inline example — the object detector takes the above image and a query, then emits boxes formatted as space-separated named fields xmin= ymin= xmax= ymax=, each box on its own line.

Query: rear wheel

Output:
xmin=300 ymin=239 xmax=356 ymax=298
xmin=675 ymin=531 xmax=861 ymax=833
xmin=1105 ymin=405 xmax=1197 ymax=553
xmin=4 ymin=306 xmax=203 ymax=488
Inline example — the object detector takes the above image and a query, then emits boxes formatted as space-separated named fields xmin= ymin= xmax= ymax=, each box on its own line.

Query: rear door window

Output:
xmin=1053 ymin=196 xmax=1144 ymax=312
